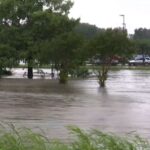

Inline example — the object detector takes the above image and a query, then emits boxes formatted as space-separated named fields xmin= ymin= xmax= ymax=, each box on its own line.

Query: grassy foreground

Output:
xmin=0 ymin=125 xmax=149 ymax=150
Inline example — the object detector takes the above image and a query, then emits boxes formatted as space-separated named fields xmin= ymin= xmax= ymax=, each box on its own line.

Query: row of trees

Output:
xmin=133 ymin=28 xmax=150 ymax=56
xmin=0 ymin=0 xmax=137 ymax=87
xmin=0 ymin=0 xmax=78 ymax=80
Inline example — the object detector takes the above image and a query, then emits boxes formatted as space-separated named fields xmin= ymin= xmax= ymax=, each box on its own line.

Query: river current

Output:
xmin=0 ymin=69 xmax=150 ymax=139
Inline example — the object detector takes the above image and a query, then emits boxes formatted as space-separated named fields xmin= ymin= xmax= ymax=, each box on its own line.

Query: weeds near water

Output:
xmin=0 ymin=124 xmax=149 ymax=150
xmin=68 ymin=126 xmax=150 ymax=150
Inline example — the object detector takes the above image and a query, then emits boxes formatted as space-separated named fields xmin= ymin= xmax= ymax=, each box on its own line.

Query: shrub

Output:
xmin=0 ymin=125 xmax=149 ymax=150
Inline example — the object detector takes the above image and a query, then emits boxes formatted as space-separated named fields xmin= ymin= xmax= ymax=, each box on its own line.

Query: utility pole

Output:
xmin=120 ymin=14 xmax=126 ymax=31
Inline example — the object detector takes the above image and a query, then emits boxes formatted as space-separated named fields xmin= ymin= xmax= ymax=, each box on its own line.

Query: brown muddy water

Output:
xmin=1 ymin=69 xmax=150 ymax=139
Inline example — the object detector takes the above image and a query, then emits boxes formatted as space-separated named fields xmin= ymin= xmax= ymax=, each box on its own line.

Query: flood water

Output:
xmin=1 ymin=69 xmax=150 ymax=138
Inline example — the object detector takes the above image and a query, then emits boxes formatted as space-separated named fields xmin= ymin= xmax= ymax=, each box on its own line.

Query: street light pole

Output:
xmin=120 ymin=14 xmax=126 ymax=31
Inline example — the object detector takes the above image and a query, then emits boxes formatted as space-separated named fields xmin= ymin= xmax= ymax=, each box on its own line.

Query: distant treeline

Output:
xmin=134 ymin=28 xmax=150 ymax=39
xmin=74 ymin=23 xmax=105 ymax=39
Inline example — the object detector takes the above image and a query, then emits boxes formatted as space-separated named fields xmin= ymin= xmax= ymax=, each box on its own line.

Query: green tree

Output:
xmin=0 ymin=21 xmax=19 ymax=75
xmin=31 ymin=11 xmax=79 ymax=80
xmin=0 ymin=0 xmax=73 ymax=79
xmin=45 ymin=32 xmax=83 ymax=83
xmin=88 ymin=28 xmax=133 ymax=87
xmin=133 ymin=28 xmax=150 ymax=57
xmin=134 ymin=28 xmax=150 ymax=39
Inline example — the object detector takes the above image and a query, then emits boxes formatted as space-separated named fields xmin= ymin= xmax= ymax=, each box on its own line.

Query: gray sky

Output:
xmin=69 ymin=0 xmax=150 ymax=34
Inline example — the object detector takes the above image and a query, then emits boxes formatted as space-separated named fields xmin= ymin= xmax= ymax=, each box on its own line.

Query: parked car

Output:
xmin=128 ymin=57 xmax=150 ymax=66
xmin=90 ymin=58 xmax=119 ymax=66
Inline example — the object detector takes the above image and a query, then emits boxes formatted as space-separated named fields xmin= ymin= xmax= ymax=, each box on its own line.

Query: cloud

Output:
xmin=70 ymin=0 xmax=150 ymax=34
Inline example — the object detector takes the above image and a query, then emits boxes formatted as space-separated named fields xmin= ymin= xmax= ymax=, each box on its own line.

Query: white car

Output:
xmin=129 ymin=57 xmax=150 ymax=65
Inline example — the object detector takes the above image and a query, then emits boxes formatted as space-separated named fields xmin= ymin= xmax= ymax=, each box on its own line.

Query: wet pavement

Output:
xmin=0 ymin=69 xmax=150 ymax=138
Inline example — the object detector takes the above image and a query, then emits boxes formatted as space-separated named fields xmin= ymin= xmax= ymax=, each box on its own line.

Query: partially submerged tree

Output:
xmin=88 ymin=28 xmax=133 ymax=87
xmin=44 ymin=32 xmax=83 ymax=83
xmin=0 ymin=20 xmax=20 ymax=76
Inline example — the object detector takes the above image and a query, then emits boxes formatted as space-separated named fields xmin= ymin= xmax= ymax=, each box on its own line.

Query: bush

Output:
xmin=68 ymin=126 xmax=150 ymax=150
xmin=2 ymin=69 xmax=12 ymax=76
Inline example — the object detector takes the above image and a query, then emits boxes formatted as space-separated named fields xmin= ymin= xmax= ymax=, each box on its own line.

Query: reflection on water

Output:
xmin=1 ymin=69 xmax=150 ymax=138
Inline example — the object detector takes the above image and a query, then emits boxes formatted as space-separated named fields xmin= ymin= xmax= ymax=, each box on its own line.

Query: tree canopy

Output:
xmin=0 ymin=0 xmax=75 ymax=78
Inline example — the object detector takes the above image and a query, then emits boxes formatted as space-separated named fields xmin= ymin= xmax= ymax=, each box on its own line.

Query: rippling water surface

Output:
xmin=1 ymin=69 xmax=150 ymax=138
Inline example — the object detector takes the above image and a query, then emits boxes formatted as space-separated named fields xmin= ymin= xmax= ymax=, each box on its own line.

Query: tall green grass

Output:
xmin=0 ymin=125 xmax=149 ymax=150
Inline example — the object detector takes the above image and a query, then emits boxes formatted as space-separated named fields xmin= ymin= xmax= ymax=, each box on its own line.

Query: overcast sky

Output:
xmin=69 ymin=0 xmax=150 ymax=34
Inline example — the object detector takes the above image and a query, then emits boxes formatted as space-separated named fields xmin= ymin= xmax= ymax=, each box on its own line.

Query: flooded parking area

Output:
xmin=0 ymin=69 xmax=150 ymax=138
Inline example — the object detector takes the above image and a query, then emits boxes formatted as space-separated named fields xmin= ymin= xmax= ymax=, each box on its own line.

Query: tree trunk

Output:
xmin=27 ymin=58 xmax=33 ymax=79
xmin=28 ymin=66 xmax=33 ymax=79
xmin=98 ymin=66 xmax=108 ymax=87
xmin=51 ymin=63 xmax=54 ymax=78
xmin=59 ymin=69 xmax=68 ymax=84
xmin=99 ymin=80 xmax=105 ymax=87
xmin=99 ymin=75 xmax=106 ymax=87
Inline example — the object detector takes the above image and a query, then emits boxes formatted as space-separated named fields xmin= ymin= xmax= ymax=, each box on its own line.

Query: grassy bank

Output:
xmin=18 ymin=63 xmax=150 ymax=70
xmin=0 ymin=125 xmax=149 ymax=150
xmin=84 ymin=65 xmax=150 ymax=71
